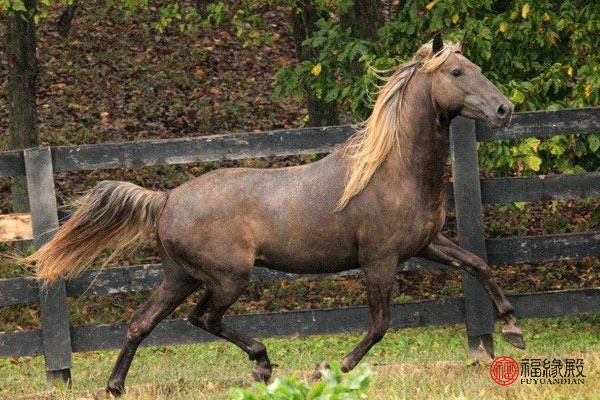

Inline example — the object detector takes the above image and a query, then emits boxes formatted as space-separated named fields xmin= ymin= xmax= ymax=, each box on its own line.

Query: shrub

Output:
xmin=228 ymin=362 xmax=372 ymax=400
xmin=273 ymin=0 xmax=600 ymax=175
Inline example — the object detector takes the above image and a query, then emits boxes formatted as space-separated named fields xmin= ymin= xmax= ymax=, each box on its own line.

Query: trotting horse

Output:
xmin=29 ymin=34 xmax=525 ymax=396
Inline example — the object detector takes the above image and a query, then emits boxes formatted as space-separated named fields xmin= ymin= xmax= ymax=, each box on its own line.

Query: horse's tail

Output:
xmin=28 ymin=181 xmax=167 ymax=283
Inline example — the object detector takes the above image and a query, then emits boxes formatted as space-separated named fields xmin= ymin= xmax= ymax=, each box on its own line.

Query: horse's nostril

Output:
xmin=497 ymin=104 xmax=507 ymax=118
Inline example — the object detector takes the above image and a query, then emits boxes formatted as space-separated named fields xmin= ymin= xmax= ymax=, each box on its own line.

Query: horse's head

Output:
xmin=426 ymin=33 xmax=513 ymax=128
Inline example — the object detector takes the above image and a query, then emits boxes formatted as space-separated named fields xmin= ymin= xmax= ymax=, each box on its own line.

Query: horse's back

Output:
xmin=157 ymin=155 xmax=359 ymax=276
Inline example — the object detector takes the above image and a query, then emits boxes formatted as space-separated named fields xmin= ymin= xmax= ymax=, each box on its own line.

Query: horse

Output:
xmin=29 ymin=34 xmax=525 ymax=396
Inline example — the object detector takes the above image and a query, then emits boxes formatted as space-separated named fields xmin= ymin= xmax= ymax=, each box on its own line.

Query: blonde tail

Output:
xmin=27 ymin=181 xmax=167 ymax=283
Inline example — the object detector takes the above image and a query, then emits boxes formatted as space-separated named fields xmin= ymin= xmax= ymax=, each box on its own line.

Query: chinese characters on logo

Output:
xmin=491 ymin=357 xmax=585 ymax=386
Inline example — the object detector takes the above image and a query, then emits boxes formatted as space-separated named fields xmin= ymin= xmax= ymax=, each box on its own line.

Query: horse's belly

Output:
xmin=256 ymin=237 xmax=359 ymax=274
xmin=256 ymin=257 xmax=360 ymax=275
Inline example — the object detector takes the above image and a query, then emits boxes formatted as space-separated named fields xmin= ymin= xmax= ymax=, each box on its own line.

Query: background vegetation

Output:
xmin=269 ymin=0 xmax=600 ymax=175
xmin=2 ymin=0 xmax=599 ymax=173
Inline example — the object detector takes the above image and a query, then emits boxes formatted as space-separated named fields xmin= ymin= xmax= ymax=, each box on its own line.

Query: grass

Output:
xmin=1 ymin=315 xmax=598 ymax=399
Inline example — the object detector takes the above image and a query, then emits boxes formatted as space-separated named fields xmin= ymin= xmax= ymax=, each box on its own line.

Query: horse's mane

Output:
xmin=336 ymin=40 xmax=462 ymax=210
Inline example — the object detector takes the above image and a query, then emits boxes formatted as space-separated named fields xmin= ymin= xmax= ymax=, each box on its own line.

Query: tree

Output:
xmin=5 ymin=0 xmax=39 ymax=216
xmin=340 ymin=0 xmax=383 ymax=42
xmin=276 ymin=0 xmax=600 ymax=175
xmin=288 ymin=0 xmax=384 ymax=127
xmin=291 ymin=0 xmax=340 ymax=127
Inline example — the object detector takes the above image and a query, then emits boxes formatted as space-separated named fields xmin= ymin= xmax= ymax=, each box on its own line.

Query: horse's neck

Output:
xmin=381 ymin=74 xmax=450 ymax=192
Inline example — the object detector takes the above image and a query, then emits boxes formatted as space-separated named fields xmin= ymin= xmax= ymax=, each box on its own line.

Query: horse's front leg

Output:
xmin=418 ymin=233 xmax=525 ymax=350
xmin=315 ymin=259 xmax=396 ymax=376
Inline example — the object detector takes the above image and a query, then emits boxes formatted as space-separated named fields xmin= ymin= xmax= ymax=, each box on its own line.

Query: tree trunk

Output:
xmin=292 ymin=0 xmax=340 ymax=127
xmin=6 ymin=0 xmax=39 ymax=216
xmin=340 ymin=0 xmax=384 ymax=41
xmin=340 ymin=0 xmax=383 ymax=78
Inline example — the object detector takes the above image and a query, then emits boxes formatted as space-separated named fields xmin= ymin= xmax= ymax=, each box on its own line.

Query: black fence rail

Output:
xmin=1 ymin=108 xmax=599 ymax=386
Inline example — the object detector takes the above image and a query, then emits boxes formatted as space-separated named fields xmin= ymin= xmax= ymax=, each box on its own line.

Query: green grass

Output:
xmin=1 ymin=315 xmax=599 ymax=399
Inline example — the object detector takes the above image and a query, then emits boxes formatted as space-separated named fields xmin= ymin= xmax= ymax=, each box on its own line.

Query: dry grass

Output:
xmin=369 ymin=354 xmax=598 ymax=400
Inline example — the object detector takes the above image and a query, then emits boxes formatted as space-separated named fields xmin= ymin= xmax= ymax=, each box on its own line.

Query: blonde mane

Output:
xmin=336 ymin=40 xmax=461 ymax=210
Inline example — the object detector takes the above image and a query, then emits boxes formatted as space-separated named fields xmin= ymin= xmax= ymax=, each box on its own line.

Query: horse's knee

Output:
xmin=126 ymin=320 xmax=153 ymax=343
xmin=463 ymin=256 xmax=492 ymax=278
xmin=248 ymin=342 xmax=268 ymax=361
xmin=474 ymin=259 xmax=489 ymax=271
xmin=370 ymin=319 xmax=389 ymax=343
xmin=371 ymin=328 xmax=387 ymax=343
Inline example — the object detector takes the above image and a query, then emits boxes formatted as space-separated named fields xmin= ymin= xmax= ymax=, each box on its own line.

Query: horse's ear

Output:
xmin=432 ymin=32 xmax=443 ymax=54
xmin=459 ymin=32 xmax=467 ymax=51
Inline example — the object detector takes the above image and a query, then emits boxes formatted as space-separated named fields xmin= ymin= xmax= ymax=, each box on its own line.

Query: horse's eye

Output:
xmin=451 ymin=69 xmax=462 ymax=77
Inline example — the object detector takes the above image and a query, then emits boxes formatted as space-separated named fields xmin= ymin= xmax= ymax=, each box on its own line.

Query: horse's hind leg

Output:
xmin=106 ymin=254 xmax=200 ymax=396
xmin=188 ymin=277 xmax=272 ymax=382
xmin=418 ymin=233 xmax=525 ymax=350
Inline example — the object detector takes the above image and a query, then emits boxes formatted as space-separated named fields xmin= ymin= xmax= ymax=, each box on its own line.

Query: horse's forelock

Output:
xmin=418 ymin=41 xmax=461 ymax=72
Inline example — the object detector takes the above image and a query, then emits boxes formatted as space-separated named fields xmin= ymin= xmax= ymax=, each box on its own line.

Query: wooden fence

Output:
xmin=1 ymin=108 xmax=599 ymax=387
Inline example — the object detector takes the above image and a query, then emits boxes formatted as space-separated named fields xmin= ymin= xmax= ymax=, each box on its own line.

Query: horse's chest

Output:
xmin=398 ymin=209 xmax=443 ymax=247
xmin=365 ymin=198 xmax=445 ymax=256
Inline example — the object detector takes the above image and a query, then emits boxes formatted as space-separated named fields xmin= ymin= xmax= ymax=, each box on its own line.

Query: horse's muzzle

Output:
xmin=489 ymin=102 xmax=513 ymax=128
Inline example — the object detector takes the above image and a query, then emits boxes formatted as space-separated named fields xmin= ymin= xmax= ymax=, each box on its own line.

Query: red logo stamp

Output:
xmin=490 ymin=356 xmax=520 ymax=386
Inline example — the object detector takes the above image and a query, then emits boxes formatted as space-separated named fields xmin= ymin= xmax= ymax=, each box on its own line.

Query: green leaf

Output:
xmin=307 ymin=381 xmax=326 ymax=399
xmin=511 ymin=89 xmax=526 ymax=104
xmin=587 ymin=134 xmax=600 ymax=153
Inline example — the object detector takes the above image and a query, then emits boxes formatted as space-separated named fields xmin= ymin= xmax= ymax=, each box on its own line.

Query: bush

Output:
xmin=272 ymin=0 xmax=600 ymax=175
xmin=228 ymin=362 xmax=371 ymax=400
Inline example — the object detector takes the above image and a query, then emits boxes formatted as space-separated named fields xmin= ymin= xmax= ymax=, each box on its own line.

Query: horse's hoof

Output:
xmin=502 ymin=325 xmax=526 ymax=350
xmin=312 ymin=362 xmax=330 ymax=380
xmin=251 ymin=364 xmax=272 ymax=383
xmin=106 ymin=384 xmax=125 ymax=397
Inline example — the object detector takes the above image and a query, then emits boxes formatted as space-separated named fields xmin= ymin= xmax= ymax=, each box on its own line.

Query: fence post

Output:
xmin=24 ymin=147 xmax=73 ymax=387
xmin=449 ymin=117 xmax=496 ymax=360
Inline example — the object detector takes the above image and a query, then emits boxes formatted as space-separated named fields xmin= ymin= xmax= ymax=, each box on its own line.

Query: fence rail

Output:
xmin=0 ymin=107 xmax=599 ymax=386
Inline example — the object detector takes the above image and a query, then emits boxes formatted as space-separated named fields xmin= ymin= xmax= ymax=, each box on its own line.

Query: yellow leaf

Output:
xmin=425 ymin=0 xmax=439 ymax=11
xmin=531 ymin=138 xmax=541 ymax=152
xmin=522 ymin=3 xmax=531 ymax=19
xmin=524 ymin=155 xmax=542 ymax=172
xmin=451 ymin=14 xmax=460 ymax=24
xmin=567 ymin=66 xmax=573 ymax=77
xmin=311 ymin=63 xmax=322 ymax=76
xmin=499 ymin=22 xmax=507 ymax=33
xmin=585 ymin=84 xmax=592 ymax=99
xmin=543 ymin=12 xmax=550 ymax=22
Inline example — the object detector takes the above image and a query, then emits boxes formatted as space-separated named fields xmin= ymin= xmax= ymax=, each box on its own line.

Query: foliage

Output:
xmin=478 ymin=133 xmax=600 ymax=176
xmin=228 ymin=363 xmax=371 ymax=400
xmin=272 ymin=0 xmax=599 ymax=114
xmin=3 ymin=0 xmax=598 ymax=175
xmin=269 ymin=0 xmax=600 ymax=176
xmin=1 ymin=0 xmax=73 ymax=23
